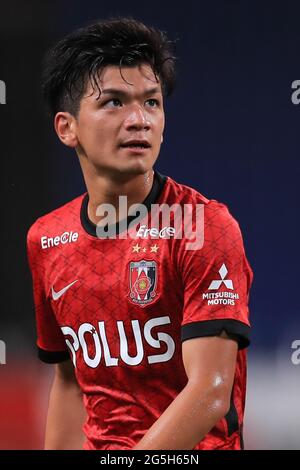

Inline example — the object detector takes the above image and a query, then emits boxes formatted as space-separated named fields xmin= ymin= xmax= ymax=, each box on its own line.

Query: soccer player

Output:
xmin=27 ymin=17 xmax=253 ymax=450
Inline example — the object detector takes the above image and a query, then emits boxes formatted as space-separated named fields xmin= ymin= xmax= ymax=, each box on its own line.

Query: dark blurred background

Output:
xmin=1 ymin=0 xmax=300 ymax=449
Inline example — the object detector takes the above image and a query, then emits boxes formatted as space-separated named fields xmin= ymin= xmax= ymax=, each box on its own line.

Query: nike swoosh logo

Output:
xmin=51 ymin=280 xmax=78 ymax=301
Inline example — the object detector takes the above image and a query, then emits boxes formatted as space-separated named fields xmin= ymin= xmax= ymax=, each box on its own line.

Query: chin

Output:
xmin=119 ymin=160 xmax=152 ymax=176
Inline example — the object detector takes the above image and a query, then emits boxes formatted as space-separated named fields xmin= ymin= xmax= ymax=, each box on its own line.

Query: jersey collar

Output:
xmin=80 ymin=170 xmax=167 ymax=238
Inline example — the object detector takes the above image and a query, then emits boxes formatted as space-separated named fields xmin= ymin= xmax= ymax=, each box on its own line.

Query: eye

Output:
xmin=104 ymin=98 xmax=122 ymax=108
xmin=145 ymin=98 xmax=159 ymax=108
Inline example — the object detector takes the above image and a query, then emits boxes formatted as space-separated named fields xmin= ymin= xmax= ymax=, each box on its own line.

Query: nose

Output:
xmin=124 ymin=104 xmax=150 ymax=131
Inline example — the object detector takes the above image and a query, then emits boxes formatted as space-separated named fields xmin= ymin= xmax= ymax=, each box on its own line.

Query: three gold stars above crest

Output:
xmin=132 ymin=243 xmax=159 ymax=253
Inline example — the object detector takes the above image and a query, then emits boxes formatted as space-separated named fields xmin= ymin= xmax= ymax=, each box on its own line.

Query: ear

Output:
xmin=54 ymin=111 xmax=78 ymax=148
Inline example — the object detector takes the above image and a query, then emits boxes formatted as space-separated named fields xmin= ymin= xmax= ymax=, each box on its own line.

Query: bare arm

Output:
xmin=133 ymin=331 xmax=238 ymax=450
xmin=45 ymin=360 xmax=86 ymax=450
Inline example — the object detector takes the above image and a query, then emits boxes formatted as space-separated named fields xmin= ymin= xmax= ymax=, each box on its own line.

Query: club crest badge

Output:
xmin=128 ymin=260 xmax=158 ymax=306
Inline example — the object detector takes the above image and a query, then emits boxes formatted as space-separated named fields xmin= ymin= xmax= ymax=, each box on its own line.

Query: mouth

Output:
xmin=120 ymin=140 xmax=151 ymax=151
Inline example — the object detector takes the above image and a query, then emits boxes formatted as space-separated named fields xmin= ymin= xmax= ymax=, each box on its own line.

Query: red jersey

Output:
xmin=27 ymin=171 xmax=253 ymax=450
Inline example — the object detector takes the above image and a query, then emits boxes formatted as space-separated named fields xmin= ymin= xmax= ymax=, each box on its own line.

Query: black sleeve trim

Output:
xmin=225 ymin=392 xmax=239 ymax=436
xmin=181 ymin=319 xmax=250 ymax=350
xmin=38 ymin=347 xmax=70 ymax=364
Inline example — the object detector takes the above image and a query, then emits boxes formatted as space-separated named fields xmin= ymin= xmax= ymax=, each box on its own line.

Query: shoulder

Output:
xmin=205 ymin=199 xmax=242 ymax=238
xmin=27 ymin=193 xmax=85 ymax=248
xmin=164 ymin=175 xmax=210 ymax=205
xmin=165 ymin=175 xmax=240 ymax=232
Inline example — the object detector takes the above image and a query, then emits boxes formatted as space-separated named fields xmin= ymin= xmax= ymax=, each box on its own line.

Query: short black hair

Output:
xmin=42 ymin=17 xmax=176 ymax=118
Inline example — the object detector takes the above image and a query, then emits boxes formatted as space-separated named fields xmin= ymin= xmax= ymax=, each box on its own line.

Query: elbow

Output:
xmin=206 ymin=386 xmax=232 ymax=421
xmin=211 ymin=395 xmax=231 ymax=421
xmin=187 ymin=379 xmax=232 ymax=422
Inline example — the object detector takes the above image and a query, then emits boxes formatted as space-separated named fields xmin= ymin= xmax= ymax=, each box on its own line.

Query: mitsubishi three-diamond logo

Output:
xmin=208 ymin=263 xmax=233 ymax=290
xmin=202 ymin=263 xmax=239 ymax=306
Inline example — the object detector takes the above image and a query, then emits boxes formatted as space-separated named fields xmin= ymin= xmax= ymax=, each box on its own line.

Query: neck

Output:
xmin=84 ymin=170 xmax=155 ymax=226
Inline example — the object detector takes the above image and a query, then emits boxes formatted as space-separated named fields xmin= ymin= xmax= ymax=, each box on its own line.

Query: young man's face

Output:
xmin=69 ymin=63 xmax=165 ymax=179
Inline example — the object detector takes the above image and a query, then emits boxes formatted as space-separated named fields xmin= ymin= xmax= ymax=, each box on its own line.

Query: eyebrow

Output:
xmin=100 ymin=87 xmax=161 ymax=98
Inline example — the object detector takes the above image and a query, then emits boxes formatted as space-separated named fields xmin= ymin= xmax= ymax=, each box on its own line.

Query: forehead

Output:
xmin=86 ymin=63 xmax=162 ymax=96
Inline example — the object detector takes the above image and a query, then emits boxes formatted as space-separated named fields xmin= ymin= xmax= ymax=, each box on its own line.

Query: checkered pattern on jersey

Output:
xmin=27 ymin=175 xmax=252 ymax=450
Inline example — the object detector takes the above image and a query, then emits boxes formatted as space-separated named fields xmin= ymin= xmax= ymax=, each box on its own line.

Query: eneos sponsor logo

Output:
xmin=41 ymin=231 xmax=79 ymax=249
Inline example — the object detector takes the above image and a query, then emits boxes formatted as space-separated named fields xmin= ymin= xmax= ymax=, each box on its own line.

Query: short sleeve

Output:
xmin=27 ymin=223 xmax=70 ymax=363
xmin=179 ymin=202 xmax=253 ymax=350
